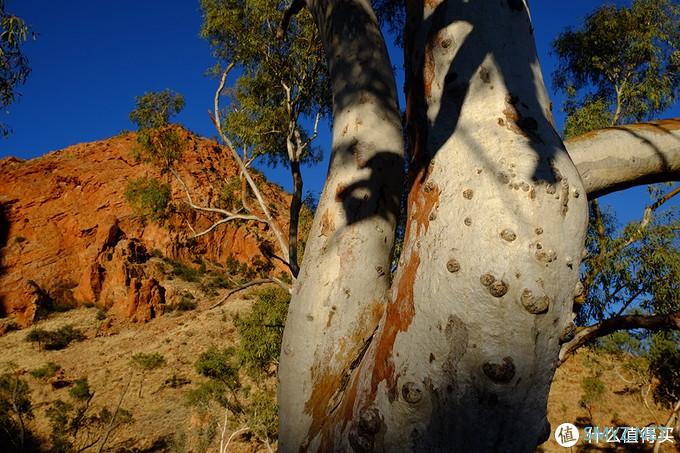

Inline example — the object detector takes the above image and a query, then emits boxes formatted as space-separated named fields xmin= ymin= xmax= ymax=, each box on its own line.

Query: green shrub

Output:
xmin=95 ymin=309 xmax=107 ymax=321
xmin=176 ymin=297 xmax=197 ymax=311
xmin=131 ymin=352 xmax=166 ymax=371
xmin=0 ymin=372 xmax=35 ymax=452
xmin=234 ymin=287 xmax=289 ymax=376
xmin=46 ymin=377 xmax=132 ymax=453
xmin=124 ymin=177 xmax=172 ymax=221
xmin=649 ymin=331 xmax=680 ymax=407
xmin=30 ymin=362 xmax=61 ymax=379
xmin=167 ymin=259 xmax=201 ymax=282
xmin=25 ymin=325 xmax=85 ymax=350
xmin=129 ymin=90 xmax=185 ymax=165
xmin=245 ymin=387 xmax=278 ymax=442
xmin=580 ymin=375 xmax=605 ymax=405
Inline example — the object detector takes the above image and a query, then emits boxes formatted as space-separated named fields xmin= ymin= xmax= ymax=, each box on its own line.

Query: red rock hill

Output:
xmin=0 ymin=129 xmax=291 ymax=327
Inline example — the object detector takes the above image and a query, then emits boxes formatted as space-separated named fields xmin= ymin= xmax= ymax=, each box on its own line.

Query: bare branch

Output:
xmin=211 ymin=66 xmax=291 ymax=267
xmin=210 ymin=277 xmax=292 ymax=310
xmin=168 ymin=166 xmax=267 ymax=237
xmin=559 ymin=311 xmax=680 ymax=365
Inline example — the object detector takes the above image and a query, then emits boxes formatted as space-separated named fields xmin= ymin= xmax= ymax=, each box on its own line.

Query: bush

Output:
xmin=46 ymin=377 xmax=132 ymax=453
xmin=234 ymin=287 xmax=289 ymax=376
xmin=245 ymin=387 xmax=278 ymax=442
xmin=124 ymin=177 xmax=172 ymax=221
xmin=131 ymin=352 xmax=166 ymax=371
xmin=649 ymin=331 xmax=680 ymax=407
xmin=30 ymin=362 xmax=61 ymax=379
xmin=0 ymin=372 xmax=35 ymax=452
xmin=25 ymin=325 xmax=85 ymax=350
xmin=580 ymin=374 xmax=605 ymax=406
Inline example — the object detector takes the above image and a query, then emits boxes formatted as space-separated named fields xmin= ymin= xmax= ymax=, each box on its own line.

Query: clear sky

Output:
xmin=1 ymin=1 xmax=678 ymax=226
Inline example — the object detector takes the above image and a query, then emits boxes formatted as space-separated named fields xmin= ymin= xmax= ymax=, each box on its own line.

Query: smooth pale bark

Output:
xmin=565 ymin=118 xmax=680 ymax=199
xmin=326 ymin=1 xmax=587 ymax=450
xmin=279 ymin=0 xmax=589 ymax=451
xmin=277 ymin=0 xmax=404 ymax=450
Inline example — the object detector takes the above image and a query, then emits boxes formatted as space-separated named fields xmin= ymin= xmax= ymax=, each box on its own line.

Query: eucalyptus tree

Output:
xmin=274 ymin=0 xmax=680 ymax=451
xmin=200 ymin=0 xmax=330 ymax=277
xmin=550 ymin=0 xmax=680 ymax=363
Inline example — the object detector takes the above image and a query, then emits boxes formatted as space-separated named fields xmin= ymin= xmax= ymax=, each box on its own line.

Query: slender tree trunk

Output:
xmin=278 ymin=0 xmax=404 ymax=450
xmin=279 ymin=0 xmax=588 ymax=451
xmin=288 ymin=158 xmax=303 ymax=277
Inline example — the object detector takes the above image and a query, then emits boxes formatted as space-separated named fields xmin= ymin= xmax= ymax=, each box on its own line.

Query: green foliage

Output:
xmin=649 ymin=331 xmax=680 ymax=406
xmin=553 ymin=0 xmax=680 ymax=137
xmin=131 ymin=352 xmax=166 ymax=371
xmin=0 ymin=3 xmax=33 ymax=136
xmin=129 ymin=90 xmax=185 ymax=130
xmin=124 ymin=177 xmax=172 ymax=221
xmin=46 ymin=377 xmax=133 ymax=453
xmin=25 ymin=325 xmax=85 ymax=350
xmin=580 ymin=374 xmax=606 ymax=406
xmin=166 ymin=259 xmax=202 ymax=282
xmin=234 ymin=287 xmax=289 ymax=376
xmin=128 ymin=90 xmax=185 ymax=166
xmin=195 ymin=347 xmax=240 ymax=389
xmin=200 ymin=0 xmax=329 ymax=167
xmin=216 ymin=176 xmax=244 ymax=212
xmin=30 ymin=362 xmax=61 ymax=379
xmin=244 ymin=387 xmax=278 ymax=442
xmin=0 ymin=371 xmax=34 ymax=452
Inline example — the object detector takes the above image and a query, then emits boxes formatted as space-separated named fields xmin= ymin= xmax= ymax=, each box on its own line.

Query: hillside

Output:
xmin=0 ymin=129 xmax=291 ymax=328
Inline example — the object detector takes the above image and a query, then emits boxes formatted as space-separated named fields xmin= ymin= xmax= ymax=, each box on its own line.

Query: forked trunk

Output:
xmin=279 ymin=1 xmax=589 ymax=451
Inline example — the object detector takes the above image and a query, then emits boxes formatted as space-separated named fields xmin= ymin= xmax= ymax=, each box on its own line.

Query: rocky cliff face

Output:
xmin=0 ymin=129 xmax=291 ymax=327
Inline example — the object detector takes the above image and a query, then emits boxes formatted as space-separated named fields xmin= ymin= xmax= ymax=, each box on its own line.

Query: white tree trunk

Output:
xmin=279 ymin=1 xmax=588 ymax=451
xmin=278 ymin=0 xmax=404 ymax=450
xmin=565 ymin=118 xmax=680 ymax=198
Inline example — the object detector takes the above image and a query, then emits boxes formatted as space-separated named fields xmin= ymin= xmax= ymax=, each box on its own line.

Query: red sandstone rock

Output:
xmin=0 ymin=128 xmax=291 ymax=327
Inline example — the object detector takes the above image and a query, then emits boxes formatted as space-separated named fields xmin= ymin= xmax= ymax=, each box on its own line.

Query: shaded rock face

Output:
xmin=0 ymin=129 xmax=291 ymax=327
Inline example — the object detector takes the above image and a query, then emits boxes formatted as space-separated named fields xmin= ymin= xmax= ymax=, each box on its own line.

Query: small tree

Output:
xmin=128 ymin=89 xmax=185 ymax=166
xmin=0 ymin=370 xmax=34 ymax=452
xmin=200 ymin=0 xmax=330 ymax=277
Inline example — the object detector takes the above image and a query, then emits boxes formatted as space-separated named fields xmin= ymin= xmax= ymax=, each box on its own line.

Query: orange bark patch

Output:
xmin=303 ymin=300 xmax=385 ymax=450
xmin=423 ymin=41 xmax=436 ymax=98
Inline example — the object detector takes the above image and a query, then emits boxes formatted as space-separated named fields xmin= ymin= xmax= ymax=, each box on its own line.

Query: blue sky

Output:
xmin=1 ymin=1 xmax=678 ymax=226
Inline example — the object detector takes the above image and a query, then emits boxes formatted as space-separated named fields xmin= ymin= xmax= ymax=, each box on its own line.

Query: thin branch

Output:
xmin=222 ymin=426 xmax=249 ymax=453
xmin=209 ymin=277 xmax=291 ymax=310
xmin=168 ymin=166 xmax=266 ymax=237
xmin=559 ymin=311 xmax=680 ymax=365
xmin=211 ymin=67 xmax=291 ymax=267
xmin=96 ymin=372 xmax=133 ymax=453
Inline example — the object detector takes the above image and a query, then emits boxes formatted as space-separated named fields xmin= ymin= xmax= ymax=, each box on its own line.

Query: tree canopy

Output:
xmin=553 ymin=0 xmax=680 ymax=137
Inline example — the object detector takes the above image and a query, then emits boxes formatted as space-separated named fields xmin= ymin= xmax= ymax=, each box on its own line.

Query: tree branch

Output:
xmin=168 ymin=166 xmax=267 ymax=237
xmin=210 ymin=277 xmax=291 ymax=310
xmin=565 ymin=118 xmax=680 ymax=198
xmin=559 ymin=312 xmax=680 ymax=365
xmin=210 ymin=66 xmax=291 ymax=268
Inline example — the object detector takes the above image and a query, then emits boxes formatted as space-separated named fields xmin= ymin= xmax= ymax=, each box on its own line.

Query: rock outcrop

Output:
xmin=0 ymin=129 xmax=291 ymax=327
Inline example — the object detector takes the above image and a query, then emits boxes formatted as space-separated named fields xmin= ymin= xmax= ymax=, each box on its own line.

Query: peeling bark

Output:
xmin=566 ymin=118 xmax=680 ymax=199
